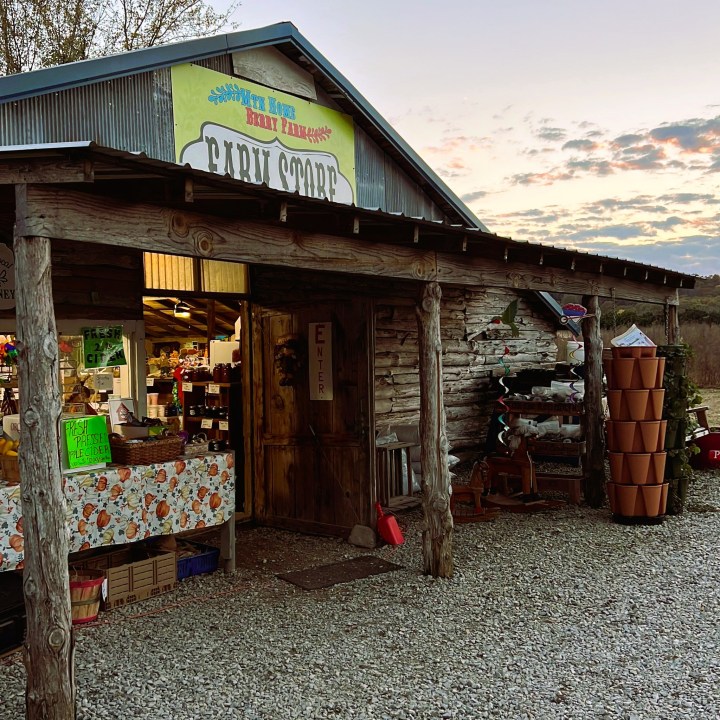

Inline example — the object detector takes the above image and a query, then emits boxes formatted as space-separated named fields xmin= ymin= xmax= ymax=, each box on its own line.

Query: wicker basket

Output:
xmin=183 ymin=433 xmax=209 ymax=456
xmin=110 ymin=435 xmax=184 ymax=466
xmin=0 ymin=455 xmax=20 ymax=485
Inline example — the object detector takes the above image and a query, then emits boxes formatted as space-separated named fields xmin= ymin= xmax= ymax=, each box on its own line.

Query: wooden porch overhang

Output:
xmin=0 ymin=142 xmax=695 ymax=304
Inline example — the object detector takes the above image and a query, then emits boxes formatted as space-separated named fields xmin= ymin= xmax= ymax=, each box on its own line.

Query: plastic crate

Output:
xmin=176 ymin=542 xmax=220 ymax=580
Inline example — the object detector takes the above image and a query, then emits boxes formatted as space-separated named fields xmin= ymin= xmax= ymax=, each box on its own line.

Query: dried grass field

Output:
xmin=699 ymin=387 xmax=720 ymax=427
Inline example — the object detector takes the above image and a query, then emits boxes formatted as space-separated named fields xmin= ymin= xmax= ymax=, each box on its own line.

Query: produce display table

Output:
xmin=0 ymin=452 xmax=235 ymax=573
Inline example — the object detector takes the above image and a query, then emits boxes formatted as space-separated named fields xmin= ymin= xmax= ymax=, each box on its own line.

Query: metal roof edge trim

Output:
xmin=535 ymin=292 xmax=581 ymax=336
xmin=276 ymin=31 xmax=488 ymax=231
xmin=0 ymin=23 xmax=297 ymax=103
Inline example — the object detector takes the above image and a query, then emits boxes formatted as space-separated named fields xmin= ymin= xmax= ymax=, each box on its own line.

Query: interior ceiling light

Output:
xmin=173 ymin=300 xmax=191 ymax=318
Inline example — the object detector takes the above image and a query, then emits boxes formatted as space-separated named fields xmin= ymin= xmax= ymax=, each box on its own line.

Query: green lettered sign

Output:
xmin=63 ymin=416 xmax=111 ymax=469
xmin=81 ymin=326 xmax=127 ymax=369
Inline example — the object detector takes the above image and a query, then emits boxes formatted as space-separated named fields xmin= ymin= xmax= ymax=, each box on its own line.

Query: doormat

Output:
xmin=278 ymin=555 xmax=403 ymax=590
xmin=484 ymin=494 xmax=567 ymax=513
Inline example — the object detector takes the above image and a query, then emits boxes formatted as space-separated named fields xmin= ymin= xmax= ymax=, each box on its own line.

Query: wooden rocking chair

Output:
xmin=450 ymin=461 xmax=499 ymax=522
xmin=483 ymin=439 xmax=537 ymax=497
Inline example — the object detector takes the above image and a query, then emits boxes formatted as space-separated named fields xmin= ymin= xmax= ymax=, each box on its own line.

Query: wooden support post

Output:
xmin=666 ymin=303 xmax=680 ymax=344
xmin=582 ymin=294 xmax=606 ymax=508
xmin=14 ymin=227 xmax=75 ymax=716
xmin=416 ymin=282 xmax=454 ymax=578
xmin=219 ymin=517 xmax=236 ymax=573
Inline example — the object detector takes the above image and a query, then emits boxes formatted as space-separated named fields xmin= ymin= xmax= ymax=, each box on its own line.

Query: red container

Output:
xmin=690 ymin=432 xmax=720 ymax=470
xmin=375 ymin=503 xmax=404 ymax=545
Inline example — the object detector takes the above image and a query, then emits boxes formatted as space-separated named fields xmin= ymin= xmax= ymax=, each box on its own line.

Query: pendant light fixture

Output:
xmin=173 ymin=300 xmax=191 ymax=318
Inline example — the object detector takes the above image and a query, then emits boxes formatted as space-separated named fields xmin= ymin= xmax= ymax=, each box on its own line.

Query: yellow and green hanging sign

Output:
xmin=171 ymin=63 xmax=356 ymax=204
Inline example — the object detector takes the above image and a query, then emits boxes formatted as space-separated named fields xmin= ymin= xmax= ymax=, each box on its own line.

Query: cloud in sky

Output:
xmin=441 ymin=110 xmax=720 ymax=275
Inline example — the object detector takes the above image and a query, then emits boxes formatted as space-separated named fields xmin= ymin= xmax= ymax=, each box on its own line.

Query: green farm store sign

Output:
xmin=81 ymin=326 xmax=127 ymax=369
xmin=63 ymin=416 xmax=111 ymax=469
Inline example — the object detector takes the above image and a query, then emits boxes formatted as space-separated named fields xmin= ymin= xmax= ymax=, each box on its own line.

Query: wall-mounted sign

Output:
xmin=309 ymin=322 xmax=333 ymax=401
xmin=62 ymin=415 xmax=111 ymax=470
xmin=81 ymin=326 xmax=127 ymax=369
xmin=171 ymin=63 xmax=356 ymax=204
xmin=0 ymin=244 xmax=15 ymax=310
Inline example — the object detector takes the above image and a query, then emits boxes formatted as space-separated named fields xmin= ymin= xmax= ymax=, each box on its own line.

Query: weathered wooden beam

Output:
xmin=582 ymin=294 xmax=606 ymax=508
xmin=14 ymin=185 xmax=75 ymax=717
xmin=18 ymin=185 xmax=437 ymax=283
xmin=416 ymin=281 xmax=454 ymax=578
xmin=17 ymin=185 xmax=679 ymax=302
xmin=437 ymin=255 xmax=679 ymax=305
xmin=0 ymin=160 xmax=93 ymax=184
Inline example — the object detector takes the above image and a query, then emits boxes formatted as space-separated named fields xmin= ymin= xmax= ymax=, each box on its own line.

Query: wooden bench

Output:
xmin=688 ymin=405 xmax=710 ymax=432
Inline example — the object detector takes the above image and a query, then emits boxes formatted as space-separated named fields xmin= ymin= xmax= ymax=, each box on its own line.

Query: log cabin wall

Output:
xmin=375 ymin=286 xmax=558 ymax=452
xmin=251 ymin=267 xmax=558 ymax=454
xmin=0 ymin=237 xmax=143 ymax=324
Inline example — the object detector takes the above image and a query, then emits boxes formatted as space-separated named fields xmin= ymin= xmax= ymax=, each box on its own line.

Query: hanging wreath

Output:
xmin=274 ymin=334 xmax=306 ymax=387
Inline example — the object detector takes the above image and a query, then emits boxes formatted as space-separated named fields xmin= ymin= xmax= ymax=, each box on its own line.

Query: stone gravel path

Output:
xmin=2 ymin=470 xmax=719 ymax=719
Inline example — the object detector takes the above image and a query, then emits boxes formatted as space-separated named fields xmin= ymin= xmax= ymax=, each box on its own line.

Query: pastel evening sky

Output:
xmin=228 ymin=0 xmax=720 ymax=276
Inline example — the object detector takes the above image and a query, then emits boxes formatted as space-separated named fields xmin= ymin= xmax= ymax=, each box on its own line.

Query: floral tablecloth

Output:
xmin=0 ymin=452 xmax=235 ymax=572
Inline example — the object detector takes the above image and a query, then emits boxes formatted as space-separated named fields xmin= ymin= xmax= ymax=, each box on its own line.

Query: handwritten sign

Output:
xmin=207 ymin=383 xmax=220 ymax=395
xmin=81 ymin=326 xmax=127 ymax=369
xmin=63 ymin=416 xmax=111 ymax=470
xmin=218 ymin=420 xmax=229 ymax=432
xmin=309 ymin=322 xmax=333 ymax=401
xmin=0 ymin=243 xmax=16 ymax=310
xmin=182 ymin=382 xmax=193 ymax=392
xmin=201 ymin=418 xmax=214 ymax=429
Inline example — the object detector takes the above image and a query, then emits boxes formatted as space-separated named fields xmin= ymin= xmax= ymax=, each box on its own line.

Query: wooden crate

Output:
xmin=75 ymin=547 xmax=177 ymax=609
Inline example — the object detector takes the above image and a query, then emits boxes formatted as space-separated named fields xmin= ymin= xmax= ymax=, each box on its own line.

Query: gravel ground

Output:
xmin=2 ymin=470 xmax=720 ymax=720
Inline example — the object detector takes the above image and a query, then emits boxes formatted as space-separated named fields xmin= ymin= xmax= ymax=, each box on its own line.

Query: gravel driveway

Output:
xmin=2 ymin=471 xmax=720 ymax=720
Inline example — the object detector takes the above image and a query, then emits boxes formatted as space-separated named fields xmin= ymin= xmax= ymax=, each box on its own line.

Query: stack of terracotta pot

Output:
xmin=605 ymin=346 xmax=669 ymax=519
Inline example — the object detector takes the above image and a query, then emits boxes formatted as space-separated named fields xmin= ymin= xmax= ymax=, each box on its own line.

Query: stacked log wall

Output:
xmin=375 ymin=286 xmax=558 ymax=452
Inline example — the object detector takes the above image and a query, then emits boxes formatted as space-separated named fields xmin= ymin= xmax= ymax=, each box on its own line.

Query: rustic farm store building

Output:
xmin=0 ymin=23 xmax=695 ymax=537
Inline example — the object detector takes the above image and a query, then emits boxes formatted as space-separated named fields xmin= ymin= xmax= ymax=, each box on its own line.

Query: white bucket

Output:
xmin=567 ymin=341 xmax=585 ymax=364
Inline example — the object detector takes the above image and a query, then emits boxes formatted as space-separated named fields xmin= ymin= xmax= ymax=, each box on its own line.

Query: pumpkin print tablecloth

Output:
xmin=0 ymin=452 xmax=235 ymax=572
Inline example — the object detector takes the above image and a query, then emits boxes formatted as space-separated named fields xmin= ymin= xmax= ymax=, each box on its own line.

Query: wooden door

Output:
xmin=253 ymin=299 xmax=373 ymax=534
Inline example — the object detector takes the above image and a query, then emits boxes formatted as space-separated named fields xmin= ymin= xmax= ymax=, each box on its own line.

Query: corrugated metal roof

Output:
xmin=0 ymin=22 xmax=484 ymax=231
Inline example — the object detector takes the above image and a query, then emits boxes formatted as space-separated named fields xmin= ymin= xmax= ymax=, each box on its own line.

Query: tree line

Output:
xmin=0 ymin=0 xmax=238 ymax=75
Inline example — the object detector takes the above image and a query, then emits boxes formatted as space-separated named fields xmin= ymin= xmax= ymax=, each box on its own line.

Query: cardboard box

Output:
xmin=76 ymin=547 xmax=177 ymax=609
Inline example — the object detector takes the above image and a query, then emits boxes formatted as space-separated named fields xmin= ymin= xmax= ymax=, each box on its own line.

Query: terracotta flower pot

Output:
xmin=647 ymin=389 xmax=665 ymax=421
xmin=637 ymin=358 xmax=660 ymax=389
xmin=649 ymin=452 xmax=667 ymax=484
xmin=660 ymin=482 xmax=669 ymax=515
xmin=613 ymin=421 xmax=639 ymax=453
xmin=612 ymin=346 xmax=656 ymax=359
xmin=605 ymin=420 xmax=619 ymax=452
xmin=624 ymin=389 xmax=650 ymax=421
xmin=639 ymin=420 xmax=662 ymax=452
xmin=611 ymin=358 xmax=636 ymax=390
xmin=616 ymin=484 xmax=639 ymax=517
xmin=640 ymin=484 xmax=664 ymax=517
xmin=606 ymin=390 xmax=624 ymax=420
xmin=626 ymin=452 xmax=652 ymax=485
xmin=606 ymin=481 xmax=618 ymax=513
xmin=609 ymin=452 xmax=629 ymax=484
xmin=655 ymin=356 xmax=666 ymax=387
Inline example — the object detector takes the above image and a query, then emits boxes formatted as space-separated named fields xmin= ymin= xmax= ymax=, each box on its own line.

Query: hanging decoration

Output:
xmin=560 ymin=303 xmax=592 ymax=324
xmin=490 ymin=299 xmax=520 ymax=337
xmin=496 ymin=345 xmax=512 ymax=447
xmin=274 ymin=334 xmax=306 ymax=387
xmin=568 ymin=345 xmax=582 ymax=403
